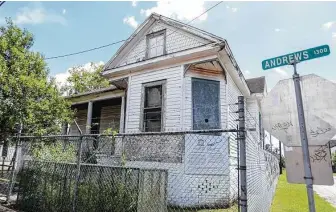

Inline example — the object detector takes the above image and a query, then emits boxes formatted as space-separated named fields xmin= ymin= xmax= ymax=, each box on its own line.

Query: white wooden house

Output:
xmin=66 ymin=13 xmax=267 ymax=208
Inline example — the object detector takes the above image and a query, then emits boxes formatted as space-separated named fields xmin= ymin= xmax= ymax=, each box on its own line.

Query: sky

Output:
xmin=1 ymin=1 xmax=336 ymax=90
xmin=2 ymin=1 xmax=336 ymax=150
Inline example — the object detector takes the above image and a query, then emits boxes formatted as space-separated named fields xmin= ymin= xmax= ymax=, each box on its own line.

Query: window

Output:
xmin=142 ymin=81 xmax=166 ymax=132
xmin=146 ymin=30 xmax=166 ymax=59
xmin=192 ymin=78 xmax=220 ymax=130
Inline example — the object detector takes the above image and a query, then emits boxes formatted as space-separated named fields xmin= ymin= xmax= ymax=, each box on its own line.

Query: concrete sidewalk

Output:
xmin=314 ymin=177 xmax=336 ymax=207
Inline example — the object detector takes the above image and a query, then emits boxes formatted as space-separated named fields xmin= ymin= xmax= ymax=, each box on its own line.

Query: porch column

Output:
xmin=86 ymin=101 xmax=93 ymax=134
xmin=119 ymin=96 xmax=125 ymax=133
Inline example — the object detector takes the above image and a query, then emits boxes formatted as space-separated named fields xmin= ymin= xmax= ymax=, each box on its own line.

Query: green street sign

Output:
xmin=262 ymin=44 xmax=330 ymax=70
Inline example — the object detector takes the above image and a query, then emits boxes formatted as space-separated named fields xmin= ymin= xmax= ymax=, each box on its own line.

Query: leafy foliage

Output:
xmin=332 ymin=152 xmax=336 ymax=165
xmin=32 ymin=142 xmax=77 ymax=163
xmin=0 ymin=18 xmax=73 ymax=136
xmin=18 ymin=161 xmax=139 ymax=212
xmin=61 ymin=62 xmax=110 ymax=95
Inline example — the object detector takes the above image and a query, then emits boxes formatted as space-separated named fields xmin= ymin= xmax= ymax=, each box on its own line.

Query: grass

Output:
xmin=333 ymin=173 xmax=336 ymax=176
xmin=167 ymin=204 xmax=238 ymax=212
xmin=271 ymin=170 xmax=336 ymax=212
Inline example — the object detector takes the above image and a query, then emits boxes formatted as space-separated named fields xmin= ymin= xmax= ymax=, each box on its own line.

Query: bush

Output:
xmin=332 ymin=152 xmax=336 ymax=165
xmin=31 ymin=142 xmax=77 ymax=163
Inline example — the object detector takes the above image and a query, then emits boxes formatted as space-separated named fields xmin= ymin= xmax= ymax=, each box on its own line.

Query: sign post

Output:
xmin=291 ymin=61 xmax=315 ymax=212
xmin=262 ymin=44 xmax=331 ymax=212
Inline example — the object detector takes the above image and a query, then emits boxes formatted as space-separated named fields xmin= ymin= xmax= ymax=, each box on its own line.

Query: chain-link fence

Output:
xmin=244 ymin=98 xmax=280 ymax=212
xmin=0 ymin=96 xmax=280 ymax=212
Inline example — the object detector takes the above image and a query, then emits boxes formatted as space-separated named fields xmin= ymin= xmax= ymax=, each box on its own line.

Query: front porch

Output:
xmin=65 ymin=86 xmax=126 ymax=135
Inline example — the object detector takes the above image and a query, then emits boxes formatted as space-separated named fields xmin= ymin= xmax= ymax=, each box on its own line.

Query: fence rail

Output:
xmin=0 ymin=96 xmax=280 ymax=212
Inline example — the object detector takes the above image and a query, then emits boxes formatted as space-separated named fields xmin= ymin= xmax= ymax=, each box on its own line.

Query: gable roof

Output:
xmin=246 ymin=76 xmax=266 ymax=94
xmin=103 ymin=13 xmax=225 ymax=71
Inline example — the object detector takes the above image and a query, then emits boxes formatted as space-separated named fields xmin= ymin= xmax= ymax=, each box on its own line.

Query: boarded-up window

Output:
xmin=146 ymin=30 xmax=166 ymax=59
xmin=142 ymin=81 xmax=166 ymax=132
xmin=192 ymin=78 xmax=220 ymax=130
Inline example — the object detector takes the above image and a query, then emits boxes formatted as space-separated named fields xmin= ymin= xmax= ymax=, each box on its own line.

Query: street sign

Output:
xmin=262 ymin=46 xmax=331 ymax=212
xmin=284 ymin=145 xmax=334 ymax=185
xmin=262 ymin=45 xmax=330 ymax=70
xmin=261 ymin=74 xmax=336 ymax=146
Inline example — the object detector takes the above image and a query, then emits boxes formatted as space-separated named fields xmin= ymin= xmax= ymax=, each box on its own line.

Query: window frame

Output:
xmin=191 ymin=77 xmax=221 ymax=131
xmin=145 ymin=29 xmax=167 ymax=59
xmin=140 ymin=80 xmax=167 ymax=132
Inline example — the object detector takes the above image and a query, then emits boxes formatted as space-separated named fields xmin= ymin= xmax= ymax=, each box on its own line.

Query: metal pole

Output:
xmin=236 ymin=125 xmax=240 ymax=212
xmin=279 ymin=141 xmax=282 ymax=175
xmin=238 ymin=96 xmax=247 ymax=212
xmin=292 ymin=62 xmax=316 ymax=212
xmin=270 ymin=133 xmax=272 ymax=152
xmin=7 ymin=123 xmax=22 ymax=202
xmin=73 ymin=120 xmax=83 ymax=212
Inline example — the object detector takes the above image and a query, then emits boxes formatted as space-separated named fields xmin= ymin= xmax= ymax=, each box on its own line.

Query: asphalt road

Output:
xmin=314 ymin=177 xmax=336 ymax=207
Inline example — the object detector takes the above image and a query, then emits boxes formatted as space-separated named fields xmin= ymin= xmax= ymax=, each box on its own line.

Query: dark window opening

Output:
xmin=146 ymin=30 xmax=166 ymax=59
xmin=143 ymin=84 xmax=163 ymax=132
xmin=192 ymin=78 xmax=220 ymax=130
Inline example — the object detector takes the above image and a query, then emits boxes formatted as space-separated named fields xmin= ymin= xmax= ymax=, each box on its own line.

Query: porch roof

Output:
xmin=65 ymin=86 xmax=118 ymax=99
xmin=65 ymin=85 xmax=124 ymax=105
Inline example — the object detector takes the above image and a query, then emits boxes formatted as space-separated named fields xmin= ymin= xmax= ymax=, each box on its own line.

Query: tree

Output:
xmin=61 ymin=62 xmax=110 ymax=96
xmin=332 ymin=152 xmax=336 ymax=165
xmin=0 ymin=18 xmax=73 ymax=137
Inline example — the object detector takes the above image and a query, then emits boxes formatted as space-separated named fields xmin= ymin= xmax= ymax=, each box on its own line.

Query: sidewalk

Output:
xmin=314 ymin=177 xmax=336 ymax=207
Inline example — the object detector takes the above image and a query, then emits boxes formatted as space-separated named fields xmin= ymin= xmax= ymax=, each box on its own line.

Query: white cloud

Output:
xmin=54 ymin=71 xmax=70 ymax=89
xmin=244 ymin=70 xmax=251 ymax=77
xmin=62 ymin=9 xmax=66 ymax=15
xmin=14 ymin=7 xmax=67 ymax=25
xmin=226 ymin=5 xmax=238 ymax=13
xmin=274 ymin=68 xmax=289 ymax=77
xmin=123 ymin=16 xmax=139 ymax=29
xmin=274 ymin=28 xmax=287 ymax=33
xmin=140 ymin=1 xmax=208 ymax=21
xmin=231 ymin=8 xmax=238 ymax=13
xmin=332 ymin=32 xmax=336 ymax=38
xmin=322 ymin=21 xmax=335 ymax=30
xmin=132 ymin=0 xmax=137 ymax=7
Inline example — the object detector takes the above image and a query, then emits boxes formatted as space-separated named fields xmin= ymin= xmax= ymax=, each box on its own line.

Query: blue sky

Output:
xmin=1 ymin=1 xmax=336 ymax=89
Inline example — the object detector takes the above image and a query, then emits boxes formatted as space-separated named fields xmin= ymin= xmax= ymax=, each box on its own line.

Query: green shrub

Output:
xmin=31 ymin=142 xmax=77 ymax=163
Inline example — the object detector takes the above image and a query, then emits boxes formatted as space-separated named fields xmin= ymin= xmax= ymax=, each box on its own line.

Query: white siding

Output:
xmin=117 ymin=22 xmax=209 ymax=67
xmin=246 ymin=99 xmax=260 ymax=144
xmin=226 ymin=73 xmax=243 ymax=202
xmin=125 ymin=66 xmax=183 ymax=132
xmin=183 ymin=71 xmax=226 ymax=130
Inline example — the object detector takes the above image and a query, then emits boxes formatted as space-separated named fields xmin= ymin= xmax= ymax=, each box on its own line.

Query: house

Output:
xmin=65 ymin=13 xmax=266 ymax=208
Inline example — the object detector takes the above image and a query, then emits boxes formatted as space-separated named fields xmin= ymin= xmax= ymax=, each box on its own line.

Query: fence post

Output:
xmin=7 ymin=123 xmax=22 ymax=203
xmin=238 ymin=96 xmax=247 ymax=212
xmin=73 ymin=120 xmax=83 ymax=212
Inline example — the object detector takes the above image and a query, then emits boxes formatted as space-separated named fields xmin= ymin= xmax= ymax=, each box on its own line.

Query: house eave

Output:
xmin=218 ymin=52 xmax=250 ymax=96
xmin=102 ymin=44 xmax=221 ymax=78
